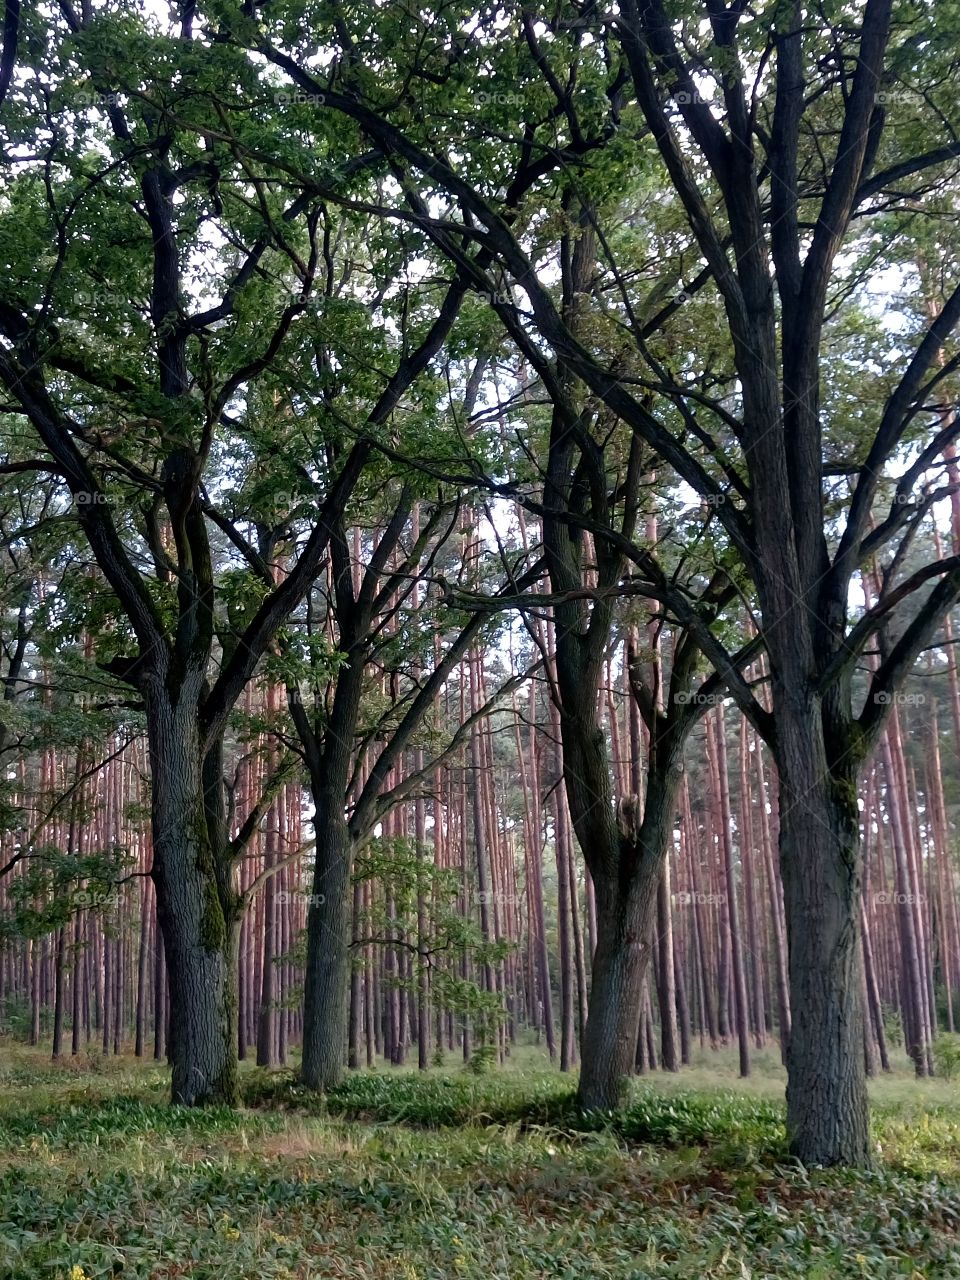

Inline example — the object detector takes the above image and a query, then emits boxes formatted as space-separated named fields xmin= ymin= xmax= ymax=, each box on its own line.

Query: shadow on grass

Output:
xmin=241 ymin=1068 xmax=789 ymax=1162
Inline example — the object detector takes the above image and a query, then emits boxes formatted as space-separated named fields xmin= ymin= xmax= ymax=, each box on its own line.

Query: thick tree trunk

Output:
xmin=300 ymin=801 xmax=353 ymax=1090
xmin=149 ymin=699 xmax=238 ymax=1107
xmin=578 ymin=869 xmax=655 ymax=1108
xmin=577 ymin=767 xmax=680 ymax=1109
xmin=778 ymin=711 xmax=870 ymax=1166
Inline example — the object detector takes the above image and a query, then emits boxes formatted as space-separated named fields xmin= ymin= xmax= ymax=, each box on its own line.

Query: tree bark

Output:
xmin=777 ymin=708 xmax=870 ymax=1166
xmin=148 ymin=695 xmax=238 ymax=1106
xmin=578 ymin=765 xmax=682 ymax=1108
xmin=300 ymin=796 xmax=353 ymax=1090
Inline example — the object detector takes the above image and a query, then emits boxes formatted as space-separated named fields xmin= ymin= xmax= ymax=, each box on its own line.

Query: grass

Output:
xmin=0 ymin=1042 xmax=958 ymax=1278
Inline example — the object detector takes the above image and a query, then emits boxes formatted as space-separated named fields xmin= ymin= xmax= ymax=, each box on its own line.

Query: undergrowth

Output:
xmin=0 ymin=1048 xmax=957 ymax=1278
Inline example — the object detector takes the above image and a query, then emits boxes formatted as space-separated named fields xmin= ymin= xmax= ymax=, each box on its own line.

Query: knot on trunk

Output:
xmin=617 ymin=793 xmax=640 ymax=844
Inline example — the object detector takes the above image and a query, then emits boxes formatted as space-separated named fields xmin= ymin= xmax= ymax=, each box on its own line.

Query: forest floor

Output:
xmin=0 ymin=1041 xmax=958 ymax=1279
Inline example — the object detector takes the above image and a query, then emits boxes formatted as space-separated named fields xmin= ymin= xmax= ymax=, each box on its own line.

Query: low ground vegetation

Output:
xmin=1 ymin=1045 xmax=957 ymax=1279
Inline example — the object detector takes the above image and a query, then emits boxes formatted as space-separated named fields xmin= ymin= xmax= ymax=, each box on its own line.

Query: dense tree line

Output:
xmin=0 ymin=0 xmax=959 ymax=1169
xmin=3 ymin=607 xmax=959 ymax=1071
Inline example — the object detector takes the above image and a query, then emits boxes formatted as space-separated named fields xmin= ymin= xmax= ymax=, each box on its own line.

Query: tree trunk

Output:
xmin=51 ymin=927 xmax=66 ymax=1059
xmin=577 ymin=767 xmax=679 ymax=1109
xmin=348 ymin=877 xmax=365 ymax=1069
xmin=414 ymin=761 xmax=430 ymax=1070
xmin=300 ymin=800 xmax=353 ymax=1090
xmin=579 ymin=869 xmax=654 ymax=1107
xmin=135 ymin=880 xmax=150 ymax=1058
xmin=860 ymin=898 xmax=890 ymax=1072
xmin=712 ymin=707 xmax=750 ymax=1077
xmin=756 ymin=736 xmax=791 ymax=1056
xmin=655 ymin=865 xmax=680 ymax=1071
xmin=148 ymin=698 xmax=238 ymax=1107
xmin=778 ymin=710 xmax=870 ymax=1166
xmin=256 ymin=804 xmax=279 ymax=1067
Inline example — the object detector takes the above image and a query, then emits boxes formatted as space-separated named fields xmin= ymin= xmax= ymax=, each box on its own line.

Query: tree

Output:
xmin=230 ymin=0 xmax=960 ymax=1164
xmin=279 ymin=486 xmax=537 ymax=1086
xmin=0 ymin=9 xmax=467 ymax=1102
xmin=492 ymin=248 xmax=758 ymax=1107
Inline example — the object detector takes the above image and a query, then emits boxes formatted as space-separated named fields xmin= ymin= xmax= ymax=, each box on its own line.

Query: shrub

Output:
xmin=932 ymin=1033 xmax=960 ymax=1080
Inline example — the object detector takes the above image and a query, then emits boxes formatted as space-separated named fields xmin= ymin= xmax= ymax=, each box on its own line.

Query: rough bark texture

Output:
xmin=578 ymin=866 xmax=653 ymax=1108
xmin=577 ymin=765 xmax=683 ymax=1109
xmin=148 ymin=695 xmax=238 ymax=1107
xmin=300 ymin=796 xmax=354 ymax=1090
xmin=777 ymin=708 xmax=869 ymax=1166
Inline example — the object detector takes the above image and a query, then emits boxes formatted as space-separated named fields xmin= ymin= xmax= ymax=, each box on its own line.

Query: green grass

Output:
xmin=0 ymin=1043 xmax=958 ymax=1278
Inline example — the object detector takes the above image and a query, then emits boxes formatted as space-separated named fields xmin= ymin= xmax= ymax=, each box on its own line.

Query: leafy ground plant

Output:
xmin=0 ymin=1047 xmax=958 ymax=1279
